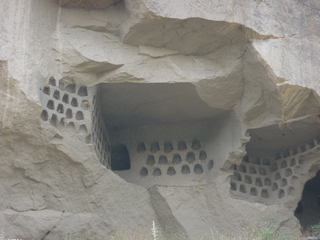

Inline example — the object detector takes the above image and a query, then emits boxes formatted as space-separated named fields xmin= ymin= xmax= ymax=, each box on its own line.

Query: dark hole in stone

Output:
xmin=146 ymin=155 xmax=155 ymax=166
xmin=153 ymin=168 xmax=161 ymax=176
xmin=79 ymin=124 xmax=88 ymax=134
xmin=285 ymin=168 xmax=293 ymax=177
xmin=291 ymin=147 xmax=298 ymax=155
xmin=178 ymin=140 xmax=187 ymax=150
xmin=300 ymin=144 xmax=307 ymax=152
xmin=62 ymin=94 xmax=69 ymax=104
xmin=57 ymin=104 xmax=64 ymax=114
xmin=164 ymin=141 xmax=173 ymax=152
xmin=172 ymin=154 xmax=182 ymax=164
xmin=249 ymin=166 xmax=257 ymax=174
xmin=250 ymin=187 xmax=257 ymax=196
xmin=307 ymin=140 xmax=315 ymax=149
xmin=53 ymin=90 xmax=60 ymax=100
xmin=199 ymin=150 xmax=207 ymax=160
xmin=67 ymin=122 xmax=75 ymax=130
xmin=58 ymin=118 xmax=65 ymax=129
xmin=290 ymin=158 xmax=296 ymax=167
xmin=245 ymin=175 xmax=252 ymax=184
xmin=243 ymin=155 xmax=249 ymax=162
xmin=240 ymin=184 xmax=246 ymax=193
xmin=270 ymin=163 xmax=278 ymax=172
xmin=66 ymin=109 xmax=72 ymax=119
xmin=191 ymin=139 xmax=201 ymax=150
xmin=167 ymin=167 xmax=176 ymax=176
xmin=262 ymin=158 xmax=270 ymax=165
xmin=261 ymin=189 xmax=269 ymax=198
xmin=43 ymin=86 xmax=50 ymax=95
xmin=50 ymin=114 xmax=58 ymax=127
xmin=49 ymin=77 xmax=56 ymax=86
xmin=47 ymin=100 xmax=54 ymax=110
xmin=230 ymin=182 xmax=237 ymax=191
xmin=194 ymin=164 xmax=203 ymax=174
xmin=78 ymin=86 xmax=88 ymax=96
xmin=151 ymin=141 xmax=160 ymax=152
xmin=259 ymin=168 xmax=266 ymax=175
xmin=181 ymin=165 xmax=190 ymax=174
xmin=275 ymin=172 xmax=281 ymax=180
xmin=140 ymin=167 xmax=148 ymax=177
xmin=75 ymin=111 xmax=84 ymax=120
xmin=233 ymin=172 xmax=242 ymax=181
xmin=111 ymin=144 xmax=130 ymax=170
xmin=137 ymin=142 xmax=147 ymax=153
xmin=252 ymin=157 xmax=260 ymax=164
xmin=239 ymin=164 xmax=246 ymax=173
xmin=255 ymin=178 xmax=262 ymax=187
xmin=159 ymin=155 xmax=168 ymax=164
xmin=264 ymin=178 xmax=271 ymax=186
xmin=278 ymin=189 xmax=285 ymax=199
xmin=282 ymin=149 xmax=290 ymax=158
xmin=295 ymin=171 xmax=320 ymax=231
xmin=71 ymin=98 xmax=78 ymax=107
xmin=272 ymin=183 xmax=278 ymax=191
xmin=281 ymin=160 xmax=288 ymax=169
xmin=186 ymin=152 xmax=195 ymax=163
xmin=40 ymin=110 xmax=48 ymax=121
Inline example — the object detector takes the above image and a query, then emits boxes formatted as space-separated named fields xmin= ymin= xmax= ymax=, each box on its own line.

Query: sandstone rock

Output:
xmin=1 ymin=0 xmax=320 ymax=239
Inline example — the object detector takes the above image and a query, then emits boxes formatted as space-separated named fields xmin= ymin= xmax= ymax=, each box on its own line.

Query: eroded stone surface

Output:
xmin=1 ymin=0 xmax=320 ymax=239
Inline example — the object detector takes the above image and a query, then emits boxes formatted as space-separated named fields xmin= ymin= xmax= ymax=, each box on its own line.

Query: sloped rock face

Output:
xmin=1 ymin=0 xmax=320 ymax=239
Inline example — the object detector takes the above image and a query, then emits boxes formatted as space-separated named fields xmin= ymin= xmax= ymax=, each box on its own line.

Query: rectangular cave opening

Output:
xmin=295 ymin=170 xmax=320 ymax=232
xmin=90 ymin=82 xmax=241 ymax=187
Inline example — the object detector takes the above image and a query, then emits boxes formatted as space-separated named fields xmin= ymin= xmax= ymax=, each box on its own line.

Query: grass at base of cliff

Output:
xmin=59 ymin=225 xmax=299 ymax=240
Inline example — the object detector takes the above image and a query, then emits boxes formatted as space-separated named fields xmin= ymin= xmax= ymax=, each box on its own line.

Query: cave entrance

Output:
xmin=295 ymin=170 xmax=320 ymax=231
xmin=110 ymin=144 xmax=131 ymax=171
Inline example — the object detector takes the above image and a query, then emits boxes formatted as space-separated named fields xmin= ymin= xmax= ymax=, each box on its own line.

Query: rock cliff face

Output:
xmin=1 ymin=0 xmax=320 ymax=239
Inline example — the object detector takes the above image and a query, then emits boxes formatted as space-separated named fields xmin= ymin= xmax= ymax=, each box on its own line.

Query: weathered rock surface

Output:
xmin=1 ymin=0 xmax=320 ymax=239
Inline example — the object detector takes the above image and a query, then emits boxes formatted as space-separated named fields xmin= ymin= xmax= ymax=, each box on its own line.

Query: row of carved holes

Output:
xmin=270 ymin=159 xmax=296 ymax=172
xmin=140 ymin=161 xmax=214 ymax=177
xmin=40 ymin=112 xmax=88 ymax=133
xmin=242 ymin=157 xmax=297 ymax=168
xmin=274 ymin=139 xmax=318 ymax=160
xmin=273 ymin=169 xmax=293 ymax=180
xmin=233 ymin=173 xmax=272 ymax=186
xmin=236 ymin=162 xmax=295 ymax=175
xmin=231 ymin=183 xmax=286 ymax=199
xmin=232 ymin=173 xmax=290 ymax=188
xmin=137 ymin=140 xmax=201 ymax=153
xmin=146 ymin=152 xmax=207 ymax=165
xmin=44 ymin=88 xmax=78 ymax=105
xmin=48 ymin=78 xmax=88 ymax=96
xmin=42 ymin=102 xmax=84 ymax=120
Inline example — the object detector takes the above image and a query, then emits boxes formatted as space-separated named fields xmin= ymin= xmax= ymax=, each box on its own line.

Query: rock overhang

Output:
xmin=98 ymin=82 xmax=227 ymax=129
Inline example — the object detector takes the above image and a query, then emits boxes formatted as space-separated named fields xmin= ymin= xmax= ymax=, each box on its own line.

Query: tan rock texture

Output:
xmin=1 ymin=0 xmax=320 ymax=239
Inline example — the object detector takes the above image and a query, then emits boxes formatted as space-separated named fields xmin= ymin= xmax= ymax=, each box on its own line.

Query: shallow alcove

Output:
xmin=65 ymin=84 xmax=76 ymax=93
xmin=295 ymin=171 xmax=320 ymax=231
xmin=178 ymin=140 xmax=187 ymax=150
xmin=94 ymin=82 xmax=238 ymax=187
xmin=110 ymin=144 xmax=131 ymax=171
xmin=137 ymin=142 xmax=146 ymax=153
